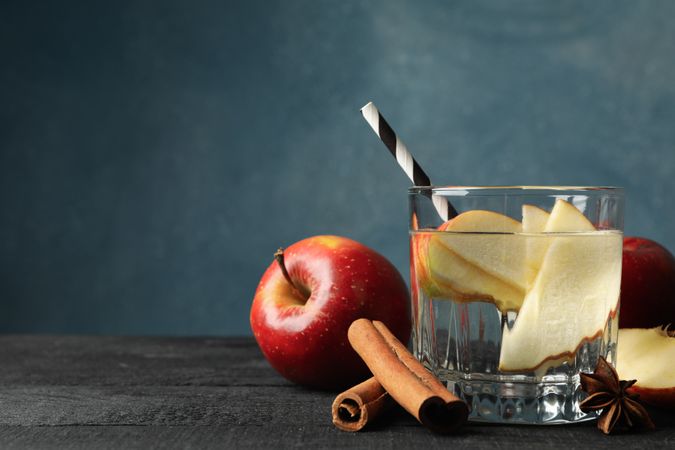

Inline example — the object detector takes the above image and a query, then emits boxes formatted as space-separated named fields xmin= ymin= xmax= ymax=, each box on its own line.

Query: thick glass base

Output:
xmin=440 ymin=371 xmax=597 ymax=424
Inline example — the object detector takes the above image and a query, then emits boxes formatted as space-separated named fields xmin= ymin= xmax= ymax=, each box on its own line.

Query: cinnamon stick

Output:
xmin=347 ymin=318 xmax=469 ymax=434
xmin=331 ymin=376 xmax=392 ymax=432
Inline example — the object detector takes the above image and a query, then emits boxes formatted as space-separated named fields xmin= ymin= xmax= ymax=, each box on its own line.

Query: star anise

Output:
xmin=579 ymin=356 xmax=655 ymax=434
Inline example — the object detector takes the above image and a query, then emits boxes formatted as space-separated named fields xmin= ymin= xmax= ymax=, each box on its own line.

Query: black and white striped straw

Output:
xmin=360 ymin=101 xmax=457 ymax=220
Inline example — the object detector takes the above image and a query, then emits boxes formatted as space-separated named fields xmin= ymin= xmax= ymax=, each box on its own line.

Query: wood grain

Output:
xmin=0 ymin=336 xmax=673 ymax=449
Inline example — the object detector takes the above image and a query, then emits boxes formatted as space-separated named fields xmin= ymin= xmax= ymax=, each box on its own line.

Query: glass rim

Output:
xmin=408 ymin=185 xmax=623 ymax=195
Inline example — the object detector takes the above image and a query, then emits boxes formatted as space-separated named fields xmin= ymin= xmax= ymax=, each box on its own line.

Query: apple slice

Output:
xmin=413 ymin=210 xmax=528 ymax=312
xmin=616 ymin=327 xmax=675 ymax=408
xmin=520 ymin=200 xmax=596 ymax=290
xmin=499 ymin=200 xmax=622 ymax=372
xmin=435 ymin=210 xmax=533 ymax=292
xmin=522 ymin=204 xmax=551 ymax=288
xmin=544 ymin=198 xmax=597 ymax=233
xmin=522 ymin=204 xmax=550 ymax=233
xmin=414 ymin=233 xmax=525 ymax=312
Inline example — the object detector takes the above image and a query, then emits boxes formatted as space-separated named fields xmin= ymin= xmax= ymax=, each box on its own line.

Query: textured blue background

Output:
xmin=2 ymin=0 xmax=674 ymax=335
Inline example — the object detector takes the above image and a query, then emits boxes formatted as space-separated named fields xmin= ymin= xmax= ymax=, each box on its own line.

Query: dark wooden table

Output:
xmin=0 ymin=336 xmax=673 ymax=449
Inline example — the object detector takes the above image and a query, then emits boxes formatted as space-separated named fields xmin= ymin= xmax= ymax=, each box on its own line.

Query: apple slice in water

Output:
xmin=418 ymin=234 xmax=525 ymax=312
xmin=415 ymin=207 xmax=553 ymax=313
xmin=616 ymin=327 xmax=675 ymax=408
xmin=435 ymin=211 xmax=533 ymax=293
xmin=522 ymin=204 xmax=551 ymax=288
xmin=414 ymin=210 xmax=527 ymax=312
xmin=499 ymin=199 xmax=622 ymax=372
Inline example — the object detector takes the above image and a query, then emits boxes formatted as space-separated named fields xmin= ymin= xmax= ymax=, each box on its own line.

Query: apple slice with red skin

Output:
xmin=413 ymin=206 xmax=552 ymax=313
xmin=250 ymin=235 xmax=411 ymax=390
xmin=412 ymin=210 xmax=527 ymax=312
xmin=620 ymin=237 xmax=675 ymax=329
xmin=617 ymin=327 xmax=675 ymax=408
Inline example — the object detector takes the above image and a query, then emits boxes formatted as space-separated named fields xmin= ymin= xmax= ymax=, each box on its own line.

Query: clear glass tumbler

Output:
xmin=409 ymin=186 xmax=624 ymax=424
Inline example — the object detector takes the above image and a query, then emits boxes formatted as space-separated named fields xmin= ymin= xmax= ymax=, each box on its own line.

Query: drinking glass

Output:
xmin=409 ymin=186 xmax=624 ymax=424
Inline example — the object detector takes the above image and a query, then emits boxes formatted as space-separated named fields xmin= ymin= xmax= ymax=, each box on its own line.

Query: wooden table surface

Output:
xmin=0 ymin=336 xmax=673 ymax=449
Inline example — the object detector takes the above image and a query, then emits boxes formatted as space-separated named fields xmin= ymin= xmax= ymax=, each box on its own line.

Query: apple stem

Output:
xmin=274 ymin=248 xmax=309 ymax=299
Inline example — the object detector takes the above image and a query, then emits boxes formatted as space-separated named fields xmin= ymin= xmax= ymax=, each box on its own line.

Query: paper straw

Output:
xmin=360 ymin=102 xmax=457 ymax=220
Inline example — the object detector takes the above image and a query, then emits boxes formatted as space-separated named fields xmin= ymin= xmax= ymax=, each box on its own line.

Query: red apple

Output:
xmin=616 ymin=327 xmax=675 ymax=408
xmin=250 ymin=235 xmax=411 ymax=390
xmin=620 ymin=237 xmax=675 ymax=328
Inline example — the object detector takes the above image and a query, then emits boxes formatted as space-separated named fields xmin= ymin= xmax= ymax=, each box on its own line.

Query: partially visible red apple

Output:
xmin=617 ymin=327 xmax=675 ymax=408
xmin=250 ymin=235 xmax=411 ymax=390
xmin=620 ymin=237 xmax=675 ymax=328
